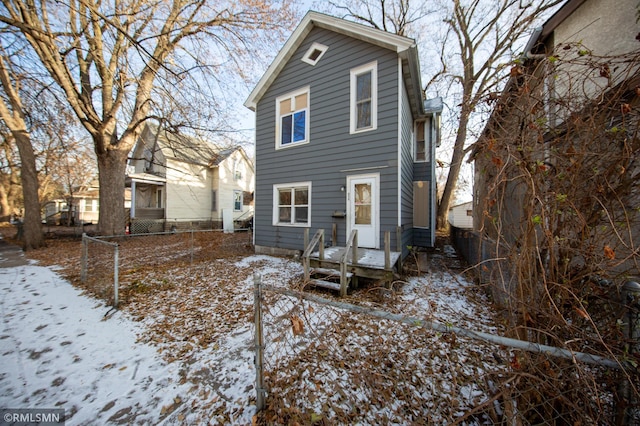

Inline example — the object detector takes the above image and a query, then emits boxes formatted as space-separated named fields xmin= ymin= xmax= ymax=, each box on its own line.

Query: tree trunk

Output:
xmin=13 ymin=129 xmax=44 ymax=250
xmin=436 ymin=107 xmax=470 ymax=231
xmin=95 ymin=141 xmax=130 ymax=236
xmin=0 ymin=177 xmax=10 ymax=220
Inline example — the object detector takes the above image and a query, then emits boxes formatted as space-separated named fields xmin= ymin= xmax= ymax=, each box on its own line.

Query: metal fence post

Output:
xmin=190 ymin=229 xmax=194 ymax=264
xmin=254 ymin=273 xmax=266 ymax=411
xmin=620 ymin=281 xmax=640 ymax=424
xmin=113 ymin=244 xmax=119 ymax=308
xmin=81 ymin=233 xmax=88 ymax=283
xmin=622 ymin=281 xmax=640 ymax=356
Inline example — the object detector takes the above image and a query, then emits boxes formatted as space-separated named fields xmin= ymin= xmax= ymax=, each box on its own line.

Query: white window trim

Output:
xmin=350 ymin=61 xmax=378 ymax=134
xmin=275 ymin=86 xmax=310 ymax=150
xmin=233 ymin=190 xmax=243 ymax=212
xmin=272 ymin=182 xmax=312 ymax=227
xmin=302 ymin=42 xmax=328 ymax=66
xmin=414 ymin=120 xmax=428 ymax=163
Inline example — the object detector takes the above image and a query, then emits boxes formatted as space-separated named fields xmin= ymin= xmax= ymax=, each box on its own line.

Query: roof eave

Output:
xmin=400 ymin=45 xmax=424 ymax=118
xmin=244 ymin=11 xmax=417 ymax=111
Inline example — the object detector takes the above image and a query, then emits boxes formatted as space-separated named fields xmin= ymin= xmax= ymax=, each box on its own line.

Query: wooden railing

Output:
xmin=302 ymin=229 xmax=324 ymax=282
xmin=135 ymin=207 xmax=164 ymax=219
xmin=339 ymin=230 xmax=358 ymax=297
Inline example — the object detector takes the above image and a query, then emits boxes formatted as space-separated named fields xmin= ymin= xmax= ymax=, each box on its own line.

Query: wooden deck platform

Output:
xmin=311 ymin=246 xmax=401 ymax=271
xmin=302 ymin=229 xmax=401 ymax=296
xmin=309 ymin=245 xmax=401 ymax=285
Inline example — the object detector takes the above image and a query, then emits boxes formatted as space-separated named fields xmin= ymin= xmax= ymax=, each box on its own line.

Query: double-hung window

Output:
xmin=273 ymin=182 xmax=311 ymax=226
xmin=350 ymin=61 xmax=377 ymax=133
xmin=234 ymin=191 xmax=243 ymax=212
xmin=415 ymin=121 xmax=427 ymax=162
xmin=276 ymin=87 xmax=310 ymax=149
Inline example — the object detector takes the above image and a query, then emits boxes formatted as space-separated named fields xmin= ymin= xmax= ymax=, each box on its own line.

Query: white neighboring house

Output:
xmin=448 ymin=201 xmax=473 ymax=230
xmin=43 ymin=182 xmax=131 ymax=226
xmin=127 ymin=124 xmax=254 ymax=231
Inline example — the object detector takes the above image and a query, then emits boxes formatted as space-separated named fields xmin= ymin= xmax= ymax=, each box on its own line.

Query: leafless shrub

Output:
xmin=474 ymin=43 xmax=640 ymax=423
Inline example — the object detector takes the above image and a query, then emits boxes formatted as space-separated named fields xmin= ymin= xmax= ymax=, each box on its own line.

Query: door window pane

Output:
xmin=354 ymin=183 xmax=372 ymax=225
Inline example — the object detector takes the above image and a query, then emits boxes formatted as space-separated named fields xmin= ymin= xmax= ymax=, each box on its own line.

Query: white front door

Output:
xmin=347 ymin=174 xmax=379 ymax=249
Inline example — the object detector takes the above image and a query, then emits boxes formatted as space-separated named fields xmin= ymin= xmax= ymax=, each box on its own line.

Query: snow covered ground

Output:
xmin=1 ymin=264 xmax=192 ymax=424
xmin=0 ymin=236 xmax=503 ymax=425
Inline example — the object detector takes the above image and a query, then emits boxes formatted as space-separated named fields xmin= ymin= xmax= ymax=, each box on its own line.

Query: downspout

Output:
xmin=397 ymin=56 xmax=403 ymax=235
xmin=130 ymin=180 xmax=136 ymax=219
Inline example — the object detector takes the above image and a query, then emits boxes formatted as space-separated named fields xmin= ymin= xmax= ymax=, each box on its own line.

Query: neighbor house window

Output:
xmin=234 ymin=159 xmax=243 ymax=180
xmin=350 ymin=61 xmax=377 ymax=133
xmin=234 ymin=191 xmax=243 ymax=212
xmin=415 ymin=121 xmax=427 ymax=162
xmin=85 ymin=199 xmax=99 ymax=212
xmin=273 ymin=182 xmax=311 ymax=226
xmin=276 ymin=87 xmax=310 ymax=149
xmin=156 ymin=189 xmax=163 ymax=208
xmin=302 ymin=42 xmax=328 ymax=66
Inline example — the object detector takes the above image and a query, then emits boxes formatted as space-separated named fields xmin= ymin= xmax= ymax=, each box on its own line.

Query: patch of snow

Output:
xmin=0 ymin=251 xmax=504 ymax=424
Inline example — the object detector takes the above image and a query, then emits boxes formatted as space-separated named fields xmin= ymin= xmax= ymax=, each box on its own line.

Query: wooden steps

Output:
xmin=301 ymin=229 xmax=400 ymax=297
xmin=307 ymin=268 xmax=353 ymax=292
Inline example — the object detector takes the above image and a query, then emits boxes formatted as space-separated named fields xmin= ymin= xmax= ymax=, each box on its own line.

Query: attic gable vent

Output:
xmin=302 ymin=42 xmax=328 ymax=66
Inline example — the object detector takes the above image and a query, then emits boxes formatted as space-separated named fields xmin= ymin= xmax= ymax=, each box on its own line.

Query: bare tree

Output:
xmin=432 ymin=0 xmax=563 ymax=230
xmin=0 ymin=0 xmax=294 ymax=235
xmin=0 ymin=127 xmax=21 ymax=220
xmin=0 ymin=48 xmax=44 ymax=249
xmin=327 ymin=0 xmax=434 ymax=36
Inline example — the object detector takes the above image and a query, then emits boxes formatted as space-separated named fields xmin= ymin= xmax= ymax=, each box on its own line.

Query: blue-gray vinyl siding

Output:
xmin=413 ymin=115 xmax=436 ymax=247
xmin=254 ymin=27 xmax=404 ymax=252
xmin=399 ymin=79 xmax=414 ymax=257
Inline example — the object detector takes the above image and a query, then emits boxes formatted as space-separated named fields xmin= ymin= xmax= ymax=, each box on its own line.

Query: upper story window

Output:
xmin=302 ymin=42 xmax=328 ymax=66
xmin=233 ymin=159 xmax=243 ymax=180
xmin=415 ymin=121 xmax=427 ymax=162
xmin=350 ymin=61 xmax=377 ymax=134
xmin=275 ymin=87 xmax=310 ymax=149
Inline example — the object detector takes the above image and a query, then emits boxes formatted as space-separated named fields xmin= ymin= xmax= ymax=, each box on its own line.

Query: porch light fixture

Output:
xmin=340 ymin=185 xmax=345 ymax=192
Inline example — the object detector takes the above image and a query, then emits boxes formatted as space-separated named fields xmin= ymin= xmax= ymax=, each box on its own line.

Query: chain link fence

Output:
xmin=80 ymin=235 xmax=119 ymax=306
xmin=80 ymin=229 xmax=252 ymax=307
xmin=253 ymin=276 xmax=640 ymax=425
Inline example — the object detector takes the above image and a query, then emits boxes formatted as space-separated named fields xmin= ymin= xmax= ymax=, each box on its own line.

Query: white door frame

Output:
xmin=346 ymin=173 xmax=380 ymax=249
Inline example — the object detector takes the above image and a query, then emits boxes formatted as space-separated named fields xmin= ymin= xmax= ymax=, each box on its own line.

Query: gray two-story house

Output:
xmin=245 ymin=11 xmax=440 ymax=261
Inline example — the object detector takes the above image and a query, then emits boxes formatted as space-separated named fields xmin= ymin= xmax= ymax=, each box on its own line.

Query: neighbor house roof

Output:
xmin=140 ymin=124 xmax=251 ymax=170
xmin=144 ymin=124 xmax=222 ymax=167
xmin=470 ymin=0 xmax=586 ymax=161
xmin=523 ymin=0 xmax=586 ymax=57
xmin=244 ymin=11 xmax=424 ymax=117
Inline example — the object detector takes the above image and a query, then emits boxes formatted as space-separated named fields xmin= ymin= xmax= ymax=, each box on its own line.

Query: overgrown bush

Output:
xmin=473 ymin=44 xmax=640 ymax=423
